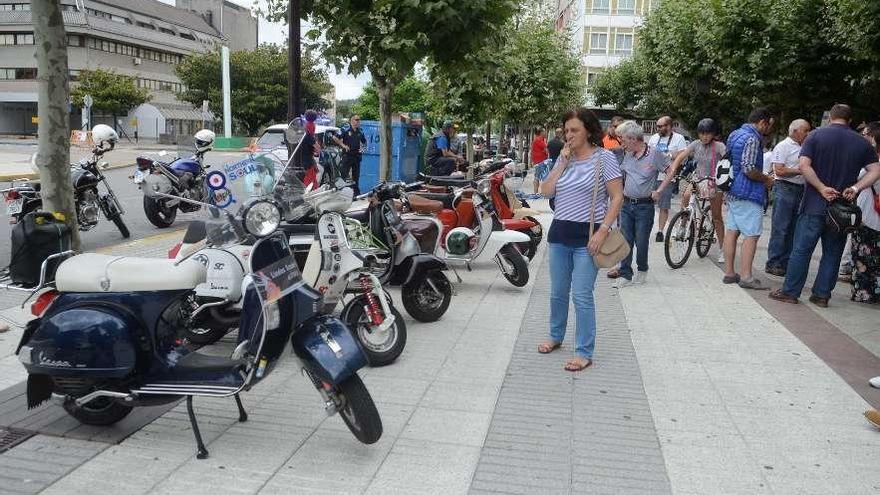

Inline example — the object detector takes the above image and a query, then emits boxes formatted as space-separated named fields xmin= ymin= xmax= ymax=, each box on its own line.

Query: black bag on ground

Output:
xmin=9 ymin=211 xmax=72 ymax=287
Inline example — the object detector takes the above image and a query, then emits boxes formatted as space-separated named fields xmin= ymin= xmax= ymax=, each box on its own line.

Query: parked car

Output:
xmin=255 ymin=124 xmax=341 ymax=163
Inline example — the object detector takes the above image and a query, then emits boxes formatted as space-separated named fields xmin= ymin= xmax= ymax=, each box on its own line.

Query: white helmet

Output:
xmin=91 ymin=124 xmax=118 ymax=149
xmin=194 ymin=129 xmax=215 ymax=153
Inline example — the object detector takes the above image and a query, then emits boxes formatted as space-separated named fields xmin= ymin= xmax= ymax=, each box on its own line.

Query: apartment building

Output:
xmin=0 ymin=0 xmax=257 ymax=137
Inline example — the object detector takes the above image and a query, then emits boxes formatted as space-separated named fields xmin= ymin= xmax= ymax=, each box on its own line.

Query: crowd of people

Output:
xmin=535 ymin=104 xmax=880 ymax=375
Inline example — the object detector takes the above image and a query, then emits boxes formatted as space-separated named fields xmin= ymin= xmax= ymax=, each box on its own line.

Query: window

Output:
xmin=67 ymin=35 xmax=83 ymax=47
xmin=137 ymin=21 xmax=155 ymax=30
xmin=180 ymin=33 xmax=195 ymax=41
xmin=0 ymin=4 xmax=30 ymax=11
xmin=615 ymin=33 xmax=633 ymax=55
xmin=0 ymin=68 xmax=13 ymax=79
xmin=69 ymin=69 xmax=81 ymax=81
xmin=159 ymin=27 xmax=175 ymax=35
xmin=14 ymin=68 xmax=36 ymax=79
xmin=587 ymin=72 xmax=600 ymax=86
xmin=589 ymin=33 xmax=608 ymax=54
xmin=617 ymin=0 xmax=635 ymax=14
xmin=591 ymin=0 xmax=610 ymax=14
xmin=0 ymin=34 xmax=13 ymax=45
xmin=14 ymin=33 xmax=33 ymax=45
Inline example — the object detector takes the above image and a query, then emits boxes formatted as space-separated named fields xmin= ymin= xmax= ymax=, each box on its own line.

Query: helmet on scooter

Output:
xmin=445 ymin=227 xmax=474 ymax=256
xmin=194 ymin=129 xmax=216 ymax=154
xmin=91 ymin=124 xmax=118 ymax=150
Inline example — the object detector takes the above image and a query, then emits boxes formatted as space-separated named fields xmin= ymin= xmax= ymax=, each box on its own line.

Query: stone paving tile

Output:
xmin=468 ymin=246 xmax=671 ymax=494
xmin=0 ymin=434 xmax=108 ymax=494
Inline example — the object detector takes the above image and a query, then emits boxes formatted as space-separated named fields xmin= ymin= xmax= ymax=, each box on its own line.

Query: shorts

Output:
xmin=724 ymin=197 xmax=763 ymax=237
xmin=654 ymin=180 xmax=673 ymax=209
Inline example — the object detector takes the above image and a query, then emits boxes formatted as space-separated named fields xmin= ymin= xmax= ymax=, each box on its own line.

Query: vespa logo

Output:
xmin=38 ymin=351 xmax=72 ymax=368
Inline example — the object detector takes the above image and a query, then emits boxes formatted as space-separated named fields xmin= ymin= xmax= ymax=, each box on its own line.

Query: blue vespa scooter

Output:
xmin=16 ymin=179 xmax=382 ymax=458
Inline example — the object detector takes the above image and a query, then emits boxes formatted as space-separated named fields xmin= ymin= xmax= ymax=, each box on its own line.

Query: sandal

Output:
xmin=564 ymin=357 xmax=592 ymax=372
xmin=538 ymin=341 xmax=562 ymax=354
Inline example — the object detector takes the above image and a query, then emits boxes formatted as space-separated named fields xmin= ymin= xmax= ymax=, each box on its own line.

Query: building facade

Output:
xmin=0 ymin=0 xmax=257 ymax=138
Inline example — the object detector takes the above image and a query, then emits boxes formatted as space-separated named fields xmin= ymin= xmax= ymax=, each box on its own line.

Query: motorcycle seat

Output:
xmin=55 ymin=253 xmax=205 ymax=293
xmin=280 ymin=223 xmax=317 ymax=235
xmin=345 ymin=207 xmax=370 ymax=224
xmin=417 ymin=173 xmax=474 ymax=188
xmin=408 ymin=194 xmax=444 ymax=214
xmin=410 ymin=191 xmax=454 ymax=209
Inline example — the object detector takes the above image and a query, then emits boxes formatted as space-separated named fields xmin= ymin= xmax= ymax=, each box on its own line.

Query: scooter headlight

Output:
xmin=242 ymin=200 xmax=281 ymax=237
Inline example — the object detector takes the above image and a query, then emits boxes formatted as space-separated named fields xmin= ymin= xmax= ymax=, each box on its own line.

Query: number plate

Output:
xmin=6 ymin=198 xmax=22 ymax=215
xmin=132 ymin=170 xmax=146 ymax=184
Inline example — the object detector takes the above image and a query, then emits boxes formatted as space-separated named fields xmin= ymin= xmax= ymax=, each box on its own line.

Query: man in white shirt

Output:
xmin=648 ymin=116 xmax=687 ymax=242
xmin=765 ymin=119 xmax=811 ymax=276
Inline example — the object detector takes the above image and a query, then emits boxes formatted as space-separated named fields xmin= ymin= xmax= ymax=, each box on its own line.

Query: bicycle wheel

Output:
xmin=664 ymin=210 xmax=694 ymax=269
xmin=695 ymin=211 xmax=714 ymax=259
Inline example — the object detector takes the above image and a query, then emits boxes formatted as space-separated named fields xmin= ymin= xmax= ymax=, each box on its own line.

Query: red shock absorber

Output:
xmin=360 ymin=274 xmax=384 ymax=326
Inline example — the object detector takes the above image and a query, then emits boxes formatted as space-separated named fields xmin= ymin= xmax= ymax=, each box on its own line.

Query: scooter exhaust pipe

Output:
xmin=74 ymin=390 xmax=133 ymax=406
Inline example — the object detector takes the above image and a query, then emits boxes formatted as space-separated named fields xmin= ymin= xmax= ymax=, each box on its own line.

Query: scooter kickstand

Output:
xmin=234 ymin=393 xmax=248 ymax=422
xmin=186 ymin=395 xmax=209 ymax=459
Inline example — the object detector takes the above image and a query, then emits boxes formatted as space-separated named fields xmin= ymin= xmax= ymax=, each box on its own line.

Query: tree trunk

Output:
xmin=375 ymin=79 xmax=394 ymax=181
xmin=466 ymin=132 xmax=474 ymax=164
xmin=485 ymin=121 xmax=491 ymax=159
xmin=33 ymin=0 xmax=79 ymax=250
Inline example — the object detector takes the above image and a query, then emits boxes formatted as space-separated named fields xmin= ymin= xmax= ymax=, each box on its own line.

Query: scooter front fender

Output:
xmin=389 ymin=254 xmax=447 ymax=286
xmin=486 ymin=230 xmax=530 ymax=256
xmin=291 ymin=315 xmax=367 ymax=385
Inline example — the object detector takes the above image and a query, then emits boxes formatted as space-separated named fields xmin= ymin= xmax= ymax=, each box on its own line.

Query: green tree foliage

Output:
xmin=351 ymin=75 xmax=434 ymax=122
xmin=70 ymin=69 xmax=151 ymax=117
xmin=175 ymin=44 xmax=332 ymax=135
xmin=590 ymin=0 xmax=871 ymax=130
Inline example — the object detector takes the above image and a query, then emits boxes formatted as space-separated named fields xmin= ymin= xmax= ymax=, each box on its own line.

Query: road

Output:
xmin=0 ymin=149 xmax=252 ymax=268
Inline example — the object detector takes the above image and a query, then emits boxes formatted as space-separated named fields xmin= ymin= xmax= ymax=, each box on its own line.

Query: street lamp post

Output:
xmin=287 ymin=0 xmax=302 ymax=122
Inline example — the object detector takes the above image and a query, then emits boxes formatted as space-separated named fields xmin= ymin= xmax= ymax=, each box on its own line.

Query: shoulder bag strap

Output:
xmin=710 ymin=142 xmax=717 ymax=178
xmin=589 ymin=152 xmax=604 ymax=232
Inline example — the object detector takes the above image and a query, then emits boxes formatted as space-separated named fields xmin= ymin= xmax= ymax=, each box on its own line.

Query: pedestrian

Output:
xmin=648 ymin=116 xmax=687 ymax=242
xmin=764 ymin=119 xmax=812 ymax=276
xmin=602 ymin=116 xmax=624 ymax=150
xmin=850 ymin=122 xmax=880 ymax=304
xmin=332 ymin=114 xmax=367 ymax=195
xmin=769 ymin=104 xmax=880 ymax=307
xmin=722 ymin=107 xmax=776 ymax=290
xmin=661 ymin=118 xmax=727 ymax=262
xmin=531 ymin=128 xmax=549 ymax=195
xmin=426 ymin=121 xmax=465 ymax=176
xmin=298 ymin=110 xmax=320 ymax=189
xmin=613 ymin=120 xmax=665 ymax=287
xmin=548 ymin=127 xmax=564 ymax=161
xmin=839 ymin=124 xmax=878 ymax=281
xmin=537 ymin=107 xmax=624 ymax=372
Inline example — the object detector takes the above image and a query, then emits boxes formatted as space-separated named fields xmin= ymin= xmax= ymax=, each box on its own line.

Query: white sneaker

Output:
xmin=717 ymin=253 xmax=725 ymax=264
xmin=633 ymin=272 xmax=647 ymax=285
xmin=870 ymin=376 xmax=880 ymax=389
xmin=614 ymin=278 xmax=633 ymax=289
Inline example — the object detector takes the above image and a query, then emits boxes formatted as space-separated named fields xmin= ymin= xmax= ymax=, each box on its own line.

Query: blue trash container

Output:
xmin=358 ymin=121 xmax=423 ymax=192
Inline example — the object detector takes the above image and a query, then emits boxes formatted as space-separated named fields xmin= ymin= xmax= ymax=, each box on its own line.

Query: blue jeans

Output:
xmin=781 ymin=214 xmax=848 ymax=299
xmin=618 ymin=201 xmax=655 ymax=280
xmin=766 ymin=181 xmax=804 ymax=270
xmin=549 ymin=242 xmax=599 ymax=359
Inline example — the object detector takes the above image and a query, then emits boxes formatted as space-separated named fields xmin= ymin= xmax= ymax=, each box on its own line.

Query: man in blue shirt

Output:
xmin=770 ymin=104 xmax=880 ymax=307
xmin=426 ymin=121 xmax=465 ymax=175
xmin=332 ymin=114 xmax=367 ymax=194
xmin=722 ymin=107 xmax=776 ymax=290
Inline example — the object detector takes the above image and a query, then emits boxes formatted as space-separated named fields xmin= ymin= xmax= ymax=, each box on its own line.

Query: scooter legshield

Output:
xmin=291 ymin=315 xmax=368 ymax=384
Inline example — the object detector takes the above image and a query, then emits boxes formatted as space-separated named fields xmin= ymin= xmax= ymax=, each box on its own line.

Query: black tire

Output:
xmin=62 ymin=396 xmax=133 ymax=426
xmin=143 ymin=195 xmax=177 ymax=228
xmin=110 ymin=214 xmax=131 ymax=238
xmin=664 ymin=210 xmax=695 ymax=269
xmin=401 ymin=271 xmax=453 ymax=322
xmin=342 ymin=295 xmax=407 ymax=367
xmin=497 ymin=244 xmax=529 ymax=287
xmin=335 ymin=374 xmax=382 ymax=444
xmin=695 ymin=213 xmax=713 ymax=259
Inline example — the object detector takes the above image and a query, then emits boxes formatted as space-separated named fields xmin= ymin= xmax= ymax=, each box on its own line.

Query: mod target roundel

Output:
xmin=206 ymin=171 xmax=227 ymax=190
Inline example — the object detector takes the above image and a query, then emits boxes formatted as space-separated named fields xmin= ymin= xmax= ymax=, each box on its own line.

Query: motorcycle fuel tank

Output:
xmin=70 ymin=167 xmax=99 ymax=190
xmin=170 ymin=157 xmax=201 ymax=176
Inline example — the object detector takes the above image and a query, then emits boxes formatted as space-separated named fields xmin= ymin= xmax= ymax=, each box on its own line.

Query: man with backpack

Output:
xmin=426 ymin=121 xmax=465 ymax=176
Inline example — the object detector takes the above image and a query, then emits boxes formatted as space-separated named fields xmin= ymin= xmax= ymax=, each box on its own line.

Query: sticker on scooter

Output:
xmin=205 ymin=171 xmax=227 ymax=190
xmin=210 ymin=187 xmax=234 ymax=208
xmin=253 ymin=257 xmax=303 ymax=304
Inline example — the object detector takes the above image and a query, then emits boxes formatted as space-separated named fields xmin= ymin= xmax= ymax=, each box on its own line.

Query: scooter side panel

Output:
xmin=290 ymin=315 xmax=367 ymax=384
xmin=388 ymin=254 xmax=446 ymax=286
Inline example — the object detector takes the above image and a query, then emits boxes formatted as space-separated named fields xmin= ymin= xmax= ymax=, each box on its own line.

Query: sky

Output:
xmin=161 ymin=0 xmax=370 ymax=100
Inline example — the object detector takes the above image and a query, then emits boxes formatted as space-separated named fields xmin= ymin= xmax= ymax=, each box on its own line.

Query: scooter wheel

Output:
xmin=342 ymin=295 xmax=407 ymax=367
xmin=63 ymin=396 xmax=133 ymax=426
xmin=402 ymin=271 xmax=453 ymax=322
xmin=335 ymin=374 xmax=383 ymax=444
xmin=497 ymin=244 xmax=529 ymax=287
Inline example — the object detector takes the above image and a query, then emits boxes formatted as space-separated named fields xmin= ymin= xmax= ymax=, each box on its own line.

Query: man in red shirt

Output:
xmin=531 ymin=128 xmax=549 ymax=194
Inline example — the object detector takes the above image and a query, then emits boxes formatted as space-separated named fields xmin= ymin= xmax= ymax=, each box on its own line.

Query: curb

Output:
xmin=0 ymin=161 xmax=135 ymax=183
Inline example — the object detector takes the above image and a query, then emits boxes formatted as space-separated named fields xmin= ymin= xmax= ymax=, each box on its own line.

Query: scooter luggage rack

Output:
xmin=0 ymin=250 xmax=76 ymax=302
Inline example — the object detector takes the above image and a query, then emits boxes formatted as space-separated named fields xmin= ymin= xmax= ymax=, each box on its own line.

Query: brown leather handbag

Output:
xmin=588 ymin=155 xmax=630 ymax=269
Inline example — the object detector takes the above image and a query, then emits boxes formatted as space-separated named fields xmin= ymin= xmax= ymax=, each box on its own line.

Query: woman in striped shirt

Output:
xmin=537 ymin=108 xmax=624 ymax=372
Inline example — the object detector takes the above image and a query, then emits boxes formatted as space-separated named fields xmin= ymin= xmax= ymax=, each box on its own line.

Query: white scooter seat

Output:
xmin=56 ymin=253 xmax=205 ymax=293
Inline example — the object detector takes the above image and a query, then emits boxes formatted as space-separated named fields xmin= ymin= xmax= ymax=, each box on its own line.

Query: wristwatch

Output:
xmin=848 ymin=186 xmax=860 ymax=195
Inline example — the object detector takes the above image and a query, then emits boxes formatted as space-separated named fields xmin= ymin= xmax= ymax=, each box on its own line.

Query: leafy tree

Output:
xmin=265 ymin=0 xmax=518 ymax=180
xmin=175 ymin=44 xmax=332 ymax=135
xmin=351 ymin=75 xmax=434 ymax=122
xmin=70 ymin=69 xmax=151 ymax=123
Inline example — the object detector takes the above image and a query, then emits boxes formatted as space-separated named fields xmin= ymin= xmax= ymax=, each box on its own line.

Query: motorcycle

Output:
xmin=16 ymin=178 xmax=383 ymax=459
xmin=405 ymin=176 xmax=531 ymax=287
xmin=484 ymin=167 xmax=543 ymax=260
xmin=132 ymin=129 xmax=216 ymax=228
xmin=2 ymin=124 xmax=130 ymax=238
xmin=346 ymin=181 xmax=454 ymax=323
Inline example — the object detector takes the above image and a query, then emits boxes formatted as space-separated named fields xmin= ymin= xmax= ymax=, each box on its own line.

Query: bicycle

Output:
xmin=663 ymin=174 xmax=717 ymax=269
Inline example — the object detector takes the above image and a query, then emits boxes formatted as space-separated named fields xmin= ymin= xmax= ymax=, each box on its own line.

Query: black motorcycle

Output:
xmin=2 ymin=141 xmax=129 ymax=238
